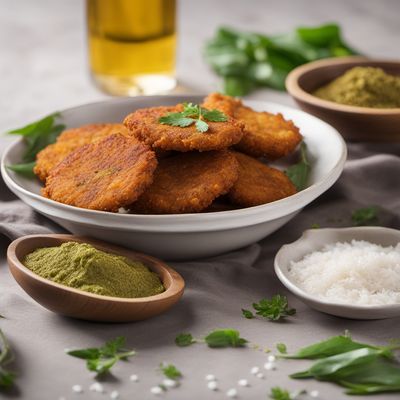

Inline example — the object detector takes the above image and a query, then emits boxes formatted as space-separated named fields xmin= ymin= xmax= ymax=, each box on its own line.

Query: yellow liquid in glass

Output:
xmin=87 ymin=0 xmax=176 ymax=96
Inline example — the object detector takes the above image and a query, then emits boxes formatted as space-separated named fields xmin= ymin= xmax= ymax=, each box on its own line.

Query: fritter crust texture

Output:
xmin=123 ymin=105 xmax=244 ymax=152
xmin=42 ymin=134 xmax=157 ymax=212
xmin=228 ymin=152 xmax=297 ymax=207
xmin=131 ymin=150 xmax=239 ymax=214
xmin=202 ymin=93 xmax=302 ymax=160
xmin=34 ymin=123 xmax=130 ymax=181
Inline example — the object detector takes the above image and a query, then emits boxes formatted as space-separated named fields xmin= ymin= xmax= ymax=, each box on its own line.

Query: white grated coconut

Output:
xmin=288 ymin=240 xmax=400 ymax=305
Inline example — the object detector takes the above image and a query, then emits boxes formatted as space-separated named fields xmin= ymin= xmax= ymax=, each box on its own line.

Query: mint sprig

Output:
xmin=159 ymin=103 xmax=228 ymax=133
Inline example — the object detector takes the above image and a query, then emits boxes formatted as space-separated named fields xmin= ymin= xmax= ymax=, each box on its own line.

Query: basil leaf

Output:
xmin=204 ymin=329 xmax=247 ymax=348
xmin=285 ymin=142 xmax=310 ymax=191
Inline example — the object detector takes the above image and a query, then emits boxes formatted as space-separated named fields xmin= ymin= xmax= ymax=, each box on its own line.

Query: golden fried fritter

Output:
xmin=228 ymin=152 xmax=297 ymax=207
xmin=123 ymin=105 xmax=244 ymax=152
xmin=131 ymin=151 xmax=239 ymax=214
xmin=202 ymin=93 xmax=302 ymax=160
xmin=42 ymin=134 xmax=157 ymax=212
xmin=34 ymin=123 xmax=130 ymax=181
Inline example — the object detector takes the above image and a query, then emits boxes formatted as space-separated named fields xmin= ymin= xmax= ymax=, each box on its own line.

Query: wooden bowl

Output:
xmin=7 ymin=234 xmax=185 ymax=322
xmin=286 ymin=56 xmax=400 ymax=141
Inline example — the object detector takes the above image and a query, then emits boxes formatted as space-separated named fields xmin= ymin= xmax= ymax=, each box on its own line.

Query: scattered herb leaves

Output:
xmin=241 ymin=309 xmax=254 ymax=319
xmin=252 ymin=295 xmax=296 ymax=321
xmin=160 ymin=363 xmax=182 ymax=380
xmin=158 ymin=103 xmax=227 ymax=133
xmin=285 ymin=142 xmax=310 ymax=191
xmin=6 ymin=113 xmax=65 ymax=175
xmin=351 ymin=206 xmax=379 ymax=226
xmin=287 ymin=333 xmax=400 ymax=395
xmin=0 ymin=330 xmax=15 ymax=389
xmin=269 ymin=386 xmax=292 ymax=400
xmin=277 ymin=343 xmax=288 ymax=354
xmin=204 ymin=329 xmax=247 ymax=348
xmin=204 ymin=24 xmax=358 ymax=96
xmin=175 ymin=333 xmax=196 ymax=347
xmin=66 ymin=336 xmax=135 ymax=375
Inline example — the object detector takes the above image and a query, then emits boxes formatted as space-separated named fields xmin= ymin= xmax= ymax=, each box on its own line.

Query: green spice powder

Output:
xmin=23 ymin=242 xmax=165 ymax=298
xmin=314 ymin=66 xmax=400 ymax=108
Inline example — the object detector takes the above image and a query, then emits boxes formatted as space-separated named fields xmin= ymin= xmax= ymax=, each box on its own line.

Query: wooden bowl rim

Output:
xmin=7 ymin=234 xmax=185 ymax=304
xmin=286 ymin=56 xmax=400 ymax=115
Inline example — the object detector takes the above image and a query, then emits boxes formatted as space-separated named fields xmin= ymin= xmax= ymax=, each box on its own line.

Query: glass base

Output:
xmin=91 ymin=73 xmax=177 ymax=96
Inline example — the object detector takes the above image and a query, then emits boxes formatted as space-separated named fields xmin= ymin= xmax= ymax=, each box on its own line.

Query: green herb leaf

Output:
xmin=252 ymin=295 xmax=296 ymax=321
xmin=195 ymin=119 xmax=209 ymax=133
xmin=160 ymin=363 xmax=182 ymax=380
xmin=285 ymin=142 xmax=310 ymax=191
xmin=277 ymin=343 xmax=287 ymax=354
xmin=175 ymin=333 xmax=196 ymax=347
xmin=269 ymin=386 xmax=292 ymax=400
xmin=283 ymin=333 xmax=380 ymax=360
xmin=241 ymin=309 xmax=254 ymax=319
xmin=158 ymin=103 xmax=228 ymax=133
xmin=311 ymin=223 xmax=320 ymax=229
xmin=351 ymin=206 xmax=379 ymax=226
xmin=0 ymin=330 xmax=15 ymax=389
xmin=204 ymin=329 xmax=247 ymax=348
xmin=66 ymin=336 xmax=135 ymax=375
xmin=7 ymin=113 xmax=65 ymax=175
xmin=204 ymin=24 xmax=359 ymax=95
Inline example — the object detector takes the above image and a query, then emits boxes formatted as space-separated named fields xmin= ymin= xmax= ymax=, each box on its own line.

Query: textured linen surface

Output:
xmin=0 ymin=142 xmax=399 ymax=400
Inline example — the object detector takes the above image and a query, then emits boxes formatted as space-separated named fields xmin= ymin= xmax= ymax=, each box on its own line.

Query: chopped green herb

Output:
xmin=285 ymin=142 xmax=311 ymax=191
xmin=159 ymin=103 xmax=227 ymax=133
xmin=241 ymin=309 xmax=254 ymax=319
xmin=175 ymin=333 xmax=196 ymax=347
xmin=288 ymin=333 xmax=400 ymax=395
xmin=6 ymin=113 xmax=65 ymax=175
xmin=160 ymin=363 xmax=182 ymax=380
xmin=204 ymin=329 xmax=247 ymax=348
xmin=276 ymin=343 xmax=287 ymax=354
xmin=351 ymin=206 xmax=379 ymax=226
xmin=204 ymin=24 xmax=358 ymax=96
xmin=252 ymin=295 xmax=296 ymax=321
xmin=66 ymin=336 xmax=135 ymax=375
xmin=0 ymin=330 xmax=15 ymax=389
xmin=269 ymin=386 xmax=292 ymax=400
xmin=311 ymin=223 xmax=320 ymax=229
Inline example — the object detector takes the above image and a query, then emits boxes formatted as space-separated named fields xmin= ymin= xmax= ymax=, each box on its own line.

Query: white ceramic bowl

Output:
xmin=1 ymin=95 xmax=346 ymax=260
xmin=275 ymin=227 xmax=400 ymax=319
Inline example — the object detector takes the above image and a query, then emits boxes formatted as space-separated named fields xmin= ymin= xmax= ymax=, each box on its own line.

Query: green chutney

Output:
xmin=314 ymin=66 xmax=400 ymax=108
xmin=23 ymin=242 xmax=165 ymax=298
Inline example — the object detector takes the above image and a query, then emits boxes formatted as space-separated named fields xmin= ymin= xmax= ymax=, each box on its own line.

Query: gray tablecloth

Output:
xmin=0 ymin=142 xmax=399 ymax=400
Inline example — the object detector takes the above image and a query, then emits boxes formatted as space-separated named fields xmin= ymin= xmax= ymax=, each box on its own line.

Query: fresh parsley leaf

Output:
xmin=269 ymin=386 xmax=292 ymax=400
xmin=158 ymin=103 xmax=228 ymax=133
xmin=201 ymin=109 xmax=228 ymax=122
xmin=160 ymin=363 xmax=182 ymax=380
xmin=285 ymin=142 xmax=311 ymax=191
xmin=0 ymin=330 xmax=15 ymax=389
xmin=351 ymin=206 xmax=379 ymax=226
xmin=175 ymin=333 xmax=196 ymax=347
xmin=277 ymin=343 xmax=287 ymax=354
xmin=204 ymin=329 xmax=247 ymax=348
xmin=6 ymin=113 xmax=65 ymax=175
xmin=195 ymin=119 xmax=209 ymax=133
xmin=241 ymin=309 xmax=254 ymax=319
xmin=66 ymin=336 xmax=135 ymax=375
xmin=252 ymin=295 xmax=296 ymax=321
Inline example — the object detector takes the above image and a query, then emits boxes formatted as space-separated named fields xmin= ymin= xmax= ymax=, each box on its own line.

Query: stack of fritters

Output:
xmin=36 ymin=93 xmax=302 ymax=213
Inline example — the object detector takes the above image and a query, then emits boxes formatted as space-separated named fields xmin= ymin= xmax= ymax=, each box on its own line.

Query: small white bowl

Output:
xmin=274 ymin=227 xmax=400 ymax=319
xmin=1 ymin=95 xmax=346 ymax=260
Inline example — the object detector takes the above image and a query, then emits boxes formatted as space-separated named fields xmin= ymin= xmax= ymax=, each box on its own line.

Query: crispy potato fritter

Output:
xmin=228 ymin=152 xmax=297 ymax=207
xmin=42 ymin=134 xmax=157 ymax=211
xmin=123 ymin=105 xmax=244 ymax=152
xmin=34 ymin=123 xmax=130 ymax=181
xmin=202 ymin=93 xmax=302 ymax=160
xmin=131 ymin=151 xmax=239 ymax=214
